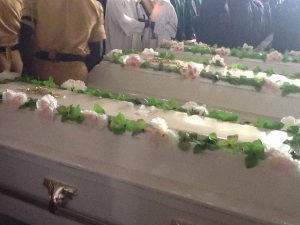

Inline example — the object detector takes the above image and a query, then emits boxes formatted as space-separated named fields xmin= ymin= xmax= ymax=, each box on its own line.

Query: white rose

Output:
xmin=61 ymin=79 xmax=87 ymax=91
xmin=2 ymin=89 xmax=16 ymax=102
xmin=242 ymin=43 xmax=254 ymax=50
xmin=141 ymin=48 xmax=159 ymax=59
xmin=36 ymin=94 xmax=57 ymax=119
xmin=182 ymin=101 xmax=208 ymax=116
xmin=2 ymin=89 xmax=28 ymax=107
xmin=209 ymin=55 xmax=226 ymax=67
xmin=267 ymin=74 xmax=289 ymax=87
xmin=73 ymin=80 xmax=87 ymax=91
xmin=37 ymin=94 xmax=57 ymax=111
xmin=61 ymin=79 xmax=75 ymax=90
xmin=150 ymin=117 xmax=169 ymax=135
xmin=281 ymin=116 xmax=300 ymax=130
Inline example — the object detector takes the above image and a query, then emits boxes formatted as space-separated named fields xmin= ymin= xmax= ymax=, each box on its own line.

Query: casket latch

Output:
xmin=43 ymin=178 xmax=78 ymax=214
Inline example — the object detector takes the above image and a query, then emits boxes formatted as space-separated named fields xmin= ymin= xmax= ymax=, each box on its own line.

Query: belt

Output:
xmin=0 ymin=44 xmax=19 ymax=53
xmin=36 ymin=51 xmax=85 ymax=62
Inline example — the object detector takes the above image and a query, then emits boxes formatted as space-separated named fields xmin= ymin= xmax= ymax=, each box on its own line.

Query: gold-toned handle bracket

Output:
xmin=43 ymin=178 xmax=78 ymax=214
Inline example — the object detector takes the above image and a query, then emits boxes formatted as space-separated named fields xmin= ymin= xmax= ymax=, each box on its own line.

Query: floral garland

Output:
xmin=10 ymin=77 xmax=300 ymax=138
xmin=1 ymin=84 xmax=300 ymax=169
xmin=0 ymin=89 xmax=276 ymax=169
xmin=105 ymin=49 xmax=300 ymax=96
xmin=161 ymin=40 xmax=300 ymax=64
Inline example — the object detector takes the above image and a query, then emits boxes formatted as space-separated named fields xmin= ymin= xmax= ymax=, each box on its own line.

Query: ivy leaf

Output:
xmin=178 ymin=140 xmax=192 ymax=151
xmin=161 ymin=99 xmax=179 ymax=110
xmin=194 ymin=141 xmax=206 ymax=154
xmin=70 ymin=105 xmax=84 ymax=123
xmin=146 ymin=97 xmax=162 ymax=107
xmin=287 ymin=126 xmax=300 ymax=135
xmin=227 ymin=135 xmax=239 ymax=146
xmin=57 ymin=105 xmax=68 ymax=115
xmin=126 ymin=119 xmax=147 ymax=133
xmin=256 ymin=118 xmax=284 ymax=130
xmin=108 ymin=113 xmax=127 ymax=135
xmin=19 ymin=99 xmax=37 ymax=111
xmin=94 ymin=104 xmax=105 ymax=115
xmin=245 ymin=153 xmax=258 ymax=168
xmin=208 ymin=109 xmax=240 ymax=122
xmin=178 ymin=132 xmax=192 ymax=151
xmin=208 ymin=132 xmax=218 ymax=144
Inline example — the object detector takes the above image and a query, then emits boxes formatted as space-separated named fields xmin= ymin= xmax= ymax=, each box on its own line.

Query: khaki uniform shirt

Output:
xmin=0 ymin=0 xmax=23 ymax=47
xmin=21 ymin=0 xmax=106 ymax=56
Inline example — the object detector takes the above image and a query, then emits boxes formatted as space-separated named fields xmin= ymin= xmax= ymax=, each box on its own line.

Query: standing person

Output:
xmin=0 ymin=0 xmax=23 ymax=73
xmin=105 ymin=0 xmax=150 ymax=52
xmin=20 ymin=0 xmax=106 ymax=84
xmin=137 ymin=0 xmax=177 ymax=49
xmin=150 ymin=0 xmax=177 ymax=47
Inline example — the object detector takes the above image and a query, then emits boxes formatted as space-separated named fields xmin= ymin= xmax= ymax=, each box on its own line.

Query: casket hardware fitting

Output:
xmin=43 ymin=178 xmax=78 ymax=214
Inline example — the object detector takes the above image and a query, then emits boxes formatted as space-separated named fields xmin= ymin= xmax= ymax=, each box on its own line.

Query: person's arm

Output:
xmin=19 ymin=0 xmax=37 ymax=77
xmin=19 ymin=23 xmax=35 ymax=77
xmin=85 ymin=42 xmax=102 ymax=72
xmin=86 ymin=2 xmax=106 ymax=71
xmin=108 ymin=0 xmax=145 ymax=36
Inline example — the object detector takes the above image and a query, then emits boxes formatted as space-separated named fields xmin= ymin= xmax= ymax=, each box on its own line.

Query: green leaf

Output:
xmin=229 ymin=63 xmax=248 ymax=70
xmin=19 ymin=99 xmax=37 ymax=111
xmin=178 ymin=140 xmax=192 ymax=151
xmin=256 ymin=118 xmax=284 ymax=130
xmin=115 ymin=113 xmax=127 ymax=125
xmin=108 ymin=113 xmax=128 ymax=135
xmin=208 ymin=109 xmax=240 ymax=122
xmin=161 ymin=99 xmax=179 ymax=110
xmin=287 ymin=126 xmax=300 ymax=135
xmin=265 ymin=68 xmax=274 ymax=76
xmin=245 ymin=153 xmax=258 ymax=169
xmin=126 ymin=119 xmax=147 ymax=133
xmin=94 ymin=104 xmax=105 ymax=115
xmin=208 ymin=132 xmax=218 ymax=144
xmin=57 ymin=105 xmax=68 ymax=115
xmin=194 ymin=142 xmax=206 ymax=154
xmin=146 ymin=97 xmax=162 ymax=107
xmin=227 ymin=135 xmax=239 ymax=146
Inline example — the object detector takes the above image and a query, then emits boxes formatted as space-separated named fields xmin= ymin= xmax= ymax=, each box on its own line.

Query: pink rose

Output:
xmin=266 ymin=150 xmax=299 ymax=173
xmin=267 ymin=51 xmax=283 ymax=62
xmin=180 ymin=63 xmax=204 ymax=80
xmin=171 ymin=41 xmax=184 ymax=51
xmin=216 ymin=47 xmax=231 ymax=57
xmin=123 ymin=54 xmax=143 ymax=68
xmin=2 ymin=89 xmax=28 ymax=108
xmin=36 ymin=94 xmax=57 ymax=120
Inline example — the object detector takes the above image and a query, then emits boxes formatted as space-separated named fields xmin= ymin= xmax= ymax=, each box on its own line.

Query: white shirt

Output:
xmin=150 ymin=0 xmax=178 ymax=47
xmin=105 ymin=0 xmax=145 ymax=52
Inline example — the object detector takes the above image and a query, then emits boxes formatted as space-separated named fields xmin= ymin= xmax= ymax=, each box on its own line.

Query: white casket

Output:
xmin=0 ymin=82 xmax=299 ymax=225
xmin=88 ymin=61 xmax=300 ymax=121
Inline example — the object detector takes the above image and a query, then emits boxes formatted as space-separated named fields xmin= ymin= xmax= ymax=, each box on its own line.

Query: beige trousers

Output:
xmin=0 ymin=49 xmax=23 ymax=73
xmin=35 ymin=59 xmax=88 ymax=85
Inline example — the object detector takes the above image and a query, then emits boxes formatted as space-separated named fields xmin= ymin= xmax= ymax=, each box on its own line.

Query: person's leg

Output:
xmin=10 ymin=50 xmax=23 ymax=74
xmin=0 ymin=53 xmax=11 ymax=73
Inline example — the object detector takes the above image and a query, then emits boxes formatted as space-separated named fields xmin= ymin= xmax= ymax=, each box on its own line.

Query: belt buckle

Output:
xmin=48 ymin=51 xmax=57 ymax=62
